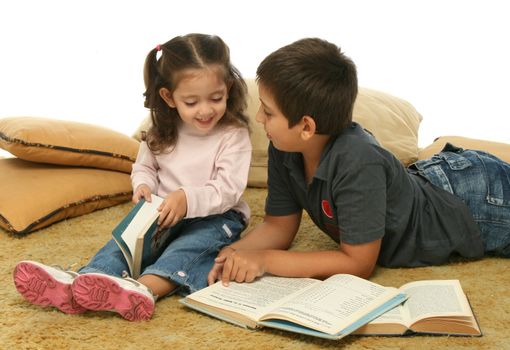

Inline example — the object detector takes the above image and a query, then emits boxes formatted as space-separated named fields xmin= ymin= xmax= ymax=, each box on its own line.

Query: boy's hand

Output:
xmin=218 ymin=249 xmax=267 ymax=286
xmin=157 ymin=189 xmax=187 ymax=228
xmin=132 ymin=184 xmax=152 ymax=204
xmin=207 ymin=246 xmax=236 ymax=285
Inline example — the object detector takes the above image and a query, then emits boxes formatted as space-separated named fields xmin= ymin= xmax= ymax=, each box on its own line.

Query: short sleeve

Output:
xmin=265 ymin=144 xmax=302 ymax=216
xmin=334 ymin=163 xmax=387 ymax=244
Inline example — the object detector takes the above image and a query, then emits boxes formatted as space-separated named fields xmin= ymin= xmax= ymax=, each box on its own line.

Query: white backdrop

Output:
xmin=1 ymin=0 xmax=509 ymax=151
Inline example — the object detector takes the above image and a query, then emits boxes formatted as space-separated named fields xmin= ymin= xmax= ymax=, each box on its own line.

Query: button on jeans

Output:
xmin=412 ymin=143 xmax=510 ymax=256
xmin=79 ymin=209 xmax=245 ymax=295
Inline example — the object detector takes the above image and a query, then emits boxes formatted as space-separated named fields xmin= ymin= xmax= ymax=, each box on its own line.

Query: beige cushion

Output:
xmin=244 ymin=80 xmax=269 ymax=187
xmin=353 ymin=88 xmax=422 ymax=166
xmin=0 ymin=158 xmax=133 ymax=235
xmin=418 ymin=136 xmax=510 ymax=163
xmin=133 ymin=79 xmax=422 ymax=187
xmin=0 ymin=116 xmax=139 ymax=173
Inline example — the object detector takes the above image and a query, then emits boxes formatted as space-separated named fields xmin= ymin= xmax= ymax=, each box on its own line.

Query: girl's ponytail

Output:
xmin=142 ymin=46 xmax=179 ymax=154
xmin=143 ymin=48 xmax=161 ymax=110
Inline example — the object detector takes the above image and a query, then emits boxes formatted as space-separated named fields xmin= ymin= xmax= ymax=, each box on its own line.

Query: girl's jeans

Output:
xmin=79 ymin=209 xmax=245 ymax=296
xmin=411 ymin=143 xmax=510 ymax=257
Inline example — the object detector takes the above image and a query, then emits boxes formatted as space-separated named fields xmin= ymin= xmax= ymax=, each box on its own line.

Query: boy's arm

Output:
xmin=232 ymin=212 xmax=302 ymax=250
xmin=207 ymin=212 xmax=302 ymax=284
xmin=208 ymin=213 xmax=382 ymax=285
xmin=258 ymin=238 xmax=381 ymax=280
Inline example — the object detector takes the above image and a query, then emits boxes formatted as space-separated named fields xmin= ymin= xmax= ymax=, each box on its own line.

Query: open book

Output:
xmin=180 ymin=274 xmax=407 ymax=340
xmin=112 ymin=195 xmax=172 ymax=279
xmin=353 ymin=279 xmax=481 ymax=336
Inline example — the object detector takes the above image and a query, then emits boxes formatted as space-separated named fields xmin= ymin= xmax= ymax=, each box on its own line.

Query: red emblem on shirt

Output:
xmin=321 ymin=200 xmax=333 ymax=219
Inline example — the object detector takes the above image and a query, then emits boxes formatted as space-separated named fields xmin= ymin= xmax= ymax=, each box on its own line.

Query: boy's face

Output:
xmin=256 ymin=83 xmax=303 ymax=152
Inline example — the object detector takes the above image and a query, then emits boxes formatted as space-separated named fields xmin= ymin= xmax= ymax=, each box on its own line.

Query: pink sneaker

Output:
xmin=13 ymin=260 xmax=87 ymax=314
xmin=72 ymin=273 xmax=155 ymax=321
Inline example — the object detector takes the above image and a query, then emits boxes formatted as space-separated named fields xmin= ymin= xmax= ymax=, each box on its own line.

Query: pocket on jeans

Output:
xmin=480 ymin=155 xmax=510 ymax=207
xmin=439 ymin=151 xmax=472 ymax=170
xmin=209 ymin=212 xmax=244 ymax=242
xmin=416 ymin=151 xmax=472 ymax=171
xmin=412 ymin=151 xmax=478 ymax=195
xmin=412 ymin=156 xmax=455 ymax=193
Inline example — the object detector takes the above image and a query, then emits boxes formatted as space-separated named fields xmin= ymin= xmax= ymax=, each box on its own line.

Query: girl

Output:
xmin=13 ymin=33 xmax=252 ymax=321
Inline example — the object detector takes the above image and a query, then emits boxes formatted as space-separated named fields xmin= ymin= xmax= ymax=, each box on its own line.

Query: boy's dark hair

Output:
xmin=143 ymin=33 xmax=249 ymax=153
xmin=256 ymin=38 xmax=358 ymax=135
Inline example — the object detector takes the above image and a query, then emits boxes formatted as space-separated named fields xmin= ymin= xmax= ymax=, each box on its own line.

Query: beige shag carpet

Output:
xmin=1 ymin=188 xmax=509 ymax=350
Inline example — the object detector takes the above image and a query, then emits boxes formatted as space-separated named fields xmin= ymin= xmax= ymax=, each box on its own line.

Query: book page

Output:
xmin=263 ymin=274 xmax=398 ymax=335
xmin=365 ymin=302 xmax=408 ymax=325
xmin=185 ymin=276 xmax=320 ymax=320
xmin=121 ymin=196 xmax=163 ymax=257
xmin=400 ymin=280 xmax=471 ymax=322
xmin=352 ymin=301 xmax=410 ymax=335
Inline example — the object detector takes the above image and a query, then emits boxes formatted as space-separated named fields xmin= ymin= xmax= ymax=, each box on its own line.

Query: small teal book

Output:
xmin=112 ymin=195 xmax=170 ymax=279
xmin=180 ymin=274 xmax=407 ymax=340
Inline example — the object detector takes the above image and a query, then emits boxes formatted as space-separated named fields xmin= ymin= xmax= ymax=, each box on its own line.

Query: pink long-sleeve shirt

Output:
xmin=131 ymin=123 xmax=252 ymax=221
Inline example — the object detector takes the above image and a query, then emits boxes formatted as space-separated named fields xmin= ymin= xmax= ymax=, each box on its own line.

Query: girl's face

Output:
xmin=162 ymin=67 xmax=228 ymax=134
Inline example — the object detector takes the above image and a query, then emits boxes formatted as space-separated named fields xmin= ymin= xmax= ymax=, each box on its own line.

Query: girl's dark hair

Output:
xmin=256 ymin=38 xmax=358 ymax=136
xmin=143 ymin=33 xmax=249 ymax=153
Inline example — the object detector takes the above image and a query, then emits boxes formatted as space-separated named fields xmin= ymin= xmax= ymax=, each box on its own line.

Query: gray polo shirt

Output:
xmin=265 ymin=123 xmax=483 ymax=267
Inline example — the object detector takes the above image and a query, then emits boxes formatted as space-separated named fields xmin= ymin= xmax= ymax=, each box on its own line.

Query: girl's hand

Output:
xmin=219 ymin=249 xmax=267 ymax=286
xmin=132 ymin=184 xmax=152 ymax=204
xmin=158 ymin=189 xmax=187 ymax=228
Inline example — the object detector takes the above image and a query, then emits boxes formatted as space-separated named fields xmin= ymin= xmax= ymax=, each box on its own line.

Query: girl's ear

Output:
xmin=159 ymin=87 xmax=176 ymax=108
xmin=300 ymin=116 xmax=317 ymax=140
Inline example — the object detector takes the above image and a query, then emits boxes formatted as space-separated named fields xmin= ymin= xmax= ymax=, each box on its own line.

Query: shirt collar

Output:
xmin=281 ymin=136 xmax=337 ymax=185
xmin=282 ymin=152 xmax=306 ymax=189
xmin=314 ymin=136 xmax=337 ymax=181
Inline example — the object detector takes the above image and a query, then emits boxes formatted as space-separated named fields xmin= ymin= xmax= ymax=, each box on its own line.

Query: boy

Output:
xmin=208 ymin=38 xmax=510 ymax=286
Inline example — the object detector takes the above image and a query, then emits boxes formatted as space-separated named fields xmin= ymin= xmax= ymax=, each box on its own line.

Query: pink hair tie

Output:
xmin=155 ymin=44 xmax=162 ymax=60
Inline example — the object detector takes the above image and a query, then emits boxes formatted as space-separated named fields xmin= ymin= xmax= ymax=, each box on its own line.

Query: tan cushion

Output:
xmin=0 ymin=158 xmax=133 ymax=235
xmin=0 ymin=116 xmax=140 ymax=173
xmin=353 ymin=88 xmax=422 ymax=166
xmin=418 ymin=136 xmax=510 ymax=163
xmin=133 ymin=80 xmax=422 ymax=187
xmin=244 ymin=80 xmax=269 ymax=187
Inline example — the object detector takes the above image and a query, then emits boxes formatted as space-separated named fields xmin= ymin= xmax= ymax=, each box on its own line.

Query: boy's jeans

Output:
xmin=412 ymin=143 xmax=510 ymax=257
xmin=79 ymin=210 xmax=245 ymax=295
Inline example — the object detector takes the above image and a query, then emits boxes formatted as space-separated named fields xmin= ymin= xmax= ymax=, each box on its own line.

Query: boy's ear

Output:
xmin=300 ymin=116 xmax=317 ymax=140
xmin=159 ymin=87 xmax=176 ymax=108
